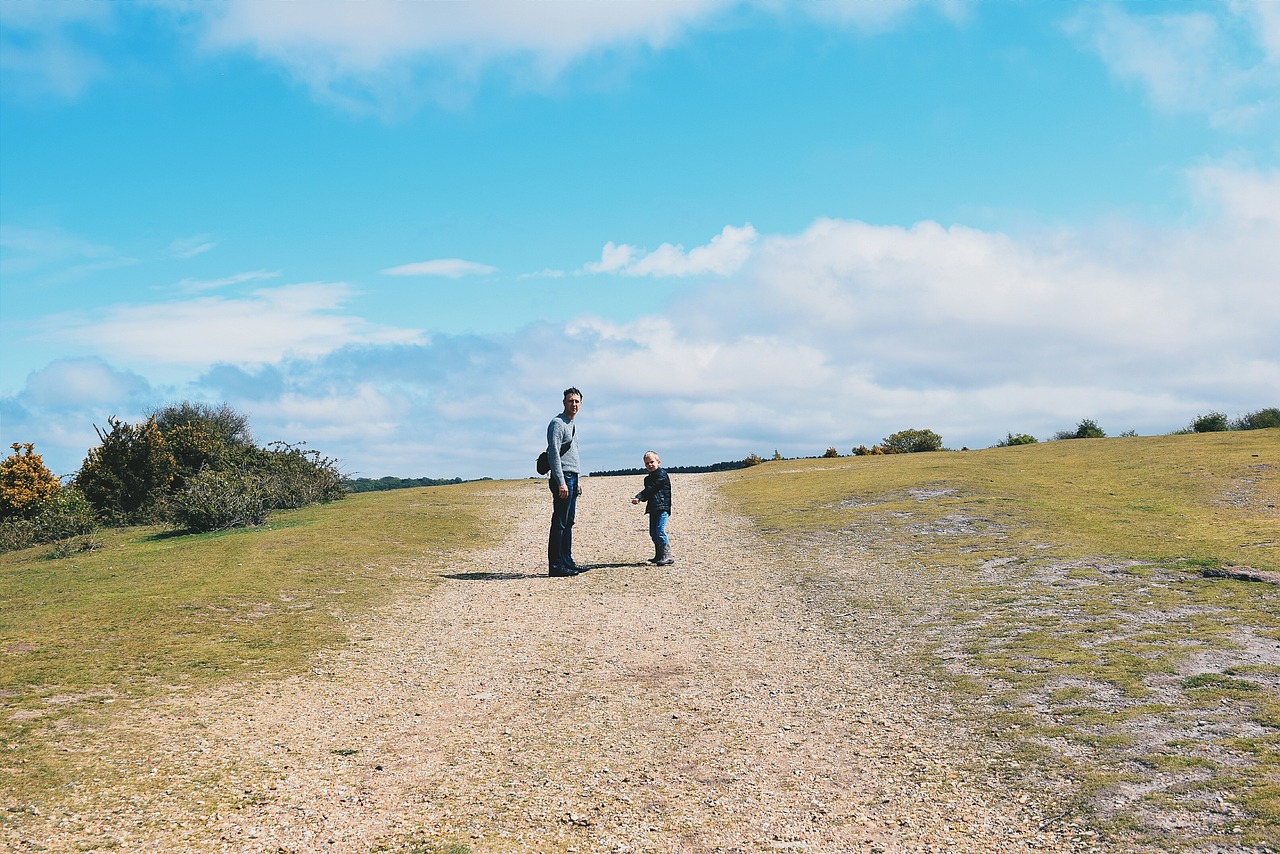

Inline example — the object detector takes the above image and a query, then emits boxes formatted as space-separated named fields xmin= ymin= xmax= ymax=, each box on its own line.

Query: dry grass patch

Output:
xmin=718 ymin=430 xmax=1279 ymax=851
xmin=0 ymin=481 xmax=500 ymax=811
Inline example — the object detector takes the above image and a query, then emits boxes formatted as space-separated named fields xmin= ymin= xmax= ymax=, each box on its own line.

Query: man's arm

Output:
xmin=547 ymin=419 xmax=566 ymax=488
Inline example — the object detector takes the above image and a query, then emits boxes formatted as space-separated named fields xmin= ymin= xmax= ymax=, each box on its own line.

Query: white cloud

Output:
xmin=250 ymin=384 xmax=402 ymax=447
xmin=168 ymin=235 xmax=218 ymax=259
xmin=582 ymin=241 xmax=637 ymax=274
xmin=8 ymin=170 xmax=1278 ymax=481
xmin=382 ymin=258 xmax=498 ymax=278
xmin=518 ymin=268 xmax=567 ymax=280
xmin=2 ymin=1 xmax=963 ymax=112
xmin=0 ymin=224 xmax=130 ymax=281
xmin=175 ymin=270 xmax=282 ymax=294
xmin=803 ymin=0 xmax=958 ymax=34
xmin=0 ymin=1 xmax=113 ymax=98
xmin=48 ymin=282 xmax=424 ymax=366
xmin=204 ymin=0 xmax=731 ymax=63
xmin=195 ymin=0 xmax=735 ymax=113
xmin=1067 ymin=2 xmax=1280 ymax=127
xmin=1189 ymin=163 xmax=1280 ymax=225
xmin=582 ymin=224 xmax=758 ymax=277
xmin=21 ymin=357 xmax=150 ymax=411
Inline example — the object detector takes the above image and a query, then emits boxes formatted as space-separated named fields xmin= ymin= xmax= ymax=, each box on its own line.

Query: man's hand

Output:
xmin=558 ymin=483 xmax=569 ymax=499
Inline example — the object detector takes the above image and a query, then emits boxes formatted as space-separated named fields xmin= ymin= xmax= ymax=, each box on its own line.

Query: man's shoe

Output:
xmin=548 ymin=566 xmax=579 ymax=577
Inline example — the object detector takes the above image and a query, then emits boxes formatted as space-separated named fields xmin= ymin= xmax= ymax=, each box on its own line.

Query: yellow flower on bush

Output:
xmin=0 ymin=443 xmax=62 ymax=520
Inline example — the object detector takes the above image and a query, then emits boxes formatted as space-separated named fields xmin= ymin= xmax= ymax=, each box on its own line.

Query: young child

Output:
xmin=631 ymin=450 xmax=674 ymax=566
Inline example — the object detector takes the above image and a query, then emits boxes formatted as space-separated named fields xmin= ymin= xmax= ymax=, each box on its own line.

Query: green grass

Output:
xmin=723 ymin=431 xmax=1277 ymax=570
xmin=718 ymin=430 xmax=1280 ymax=850
xmin=0 ymin=481 xmax=500 ymax=799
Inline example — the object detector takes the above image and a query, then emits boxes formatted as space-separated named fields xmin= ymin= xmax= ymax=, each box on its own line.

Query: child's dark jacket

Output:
xmin=635 ymin=468 xmax=672 ymax=516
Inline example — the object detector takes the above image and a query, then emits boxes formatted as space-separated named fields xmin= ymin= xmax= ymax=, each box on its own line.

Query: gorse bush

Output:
xmin=997 ymin=433 xmax=1039 ymax=447
xmin=1190 ymin=412 xmax=1231 ymax=433
xmin=0 ymin=486 xmax=98 ymax=553
xmin=61 ymin=402 xmax=346 ymax=535
xmin=152 ymin=400 xmax=255 ymax=494
xmin=881 ymin=428 xmax=943 ymax=454
xmin=1054 ymin=419 xmax=1106 ymax=440
xmin=823 ymin=447 xmax=840 ymax=458
xmin=76 ymin=418 xmax=175 ymax=524
xmin=1235 ymin=407 xmax=1279 ymax=430
xmin=0 ymin=443 xmax=62 ymax=520
xmin=163 ymin=421 xmax=235 ymax=493
xmin=150 ymin=400 xmax=252 ymax=447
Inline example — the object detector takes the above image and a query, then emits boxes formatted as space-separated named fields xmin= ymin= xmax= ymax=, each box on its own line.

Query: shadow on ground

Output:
xmin=442 ymin=563 xmax=646 ymax=581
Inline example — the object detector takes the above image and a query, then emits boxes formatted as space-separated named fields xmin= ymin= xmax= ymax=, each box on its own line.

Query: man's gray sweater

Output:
xmin=547 ymin=414 xmax=579 ymax=486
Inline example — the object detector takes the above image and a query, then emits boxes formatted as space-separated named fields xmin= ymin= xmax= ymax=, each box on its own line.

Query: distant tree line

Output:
xmin=1179 ymin=408 xmax=1279 ymax=434
xmin=346 ymin=475 xmax=480 ymax=492
xmin=716 ymin=407 xmax=1278 ymax=467
xmin=590 ymin=460 xmax=752 ymax=478
xmin=1 ymin=402 xmax=347 ymax=553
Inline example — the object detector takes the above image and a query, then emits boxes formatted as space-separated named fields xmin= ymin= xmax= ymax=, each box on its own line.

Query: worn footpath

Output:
xmin=8 ymin=474 xmax=1108 ymax=852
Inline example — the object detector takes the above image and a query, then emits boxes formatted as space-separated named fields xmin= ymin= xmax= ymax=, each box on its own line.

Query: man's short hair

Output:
xmin=563 ymin=387 xmax=582 ymax=400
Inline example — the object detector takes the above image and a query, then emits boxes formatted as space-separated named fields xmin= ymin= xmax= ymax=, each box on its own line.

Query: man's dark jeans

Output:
xmin=548 ymin=472 xmax=578 ymax=570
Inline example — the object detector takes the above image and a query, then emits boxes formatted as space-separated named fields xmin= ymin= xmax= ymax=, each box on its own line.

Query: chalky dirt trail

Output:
xmin=12 ymin=475 xmax=1107 ymax=853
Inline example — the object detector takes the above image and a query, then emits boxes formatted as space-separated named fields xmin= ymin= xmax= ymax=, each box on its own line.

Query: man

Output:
xmin=546 ymin=387 xmax=582 ymax=577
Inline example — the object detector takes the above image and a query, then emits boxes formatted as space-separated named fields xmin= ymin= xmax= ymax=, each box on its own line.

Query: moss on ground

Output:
xmin=719 ymin=430 xmax=1279 ymax=850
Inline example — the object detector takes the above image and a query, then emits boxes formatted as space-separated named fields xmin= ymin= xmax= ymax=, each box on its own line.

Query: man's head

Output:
xmin=562 ymin=387 xmax=582 ymax=420
xmin=643 ymin=451 xmax=660 ymax=472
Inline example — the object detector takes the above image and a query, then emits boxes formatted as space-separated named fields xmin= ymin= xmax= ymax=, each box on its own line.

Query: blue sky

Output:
xmin=2 ymin=1 xmax=1277 ymax=480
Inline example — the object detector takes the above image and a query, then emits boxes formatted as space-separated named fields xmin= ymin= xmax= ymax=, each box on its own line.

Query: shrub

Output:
xmin=1053 ymin=419 xmax=1106 ymax=440
xmin=0 ymin=443 xmax=62 ymax=520
xmin=823 ymin=447 xmax=840 ymax=458
xmin=253 ymin=442 xmax=347 ymax=509
xmin=150 ymin=401 xmax=253 ymax=447
xmin=161 ymin=421 xmax=237 ymax=493
xmin=852 ymin=445 xmax=885 ymax=456
xmin=75 ymin=417 xmax=176 ymax=524
xmin=152 ymin=402 xmax=257 ymax=494
xmin=1234 ymin=407 xmax=1280 ymax=431
xmin=168 ymin=467 xmax=270 ymax=532
xmin=1190 ymin=412 xmax=1230 ymax=433
xmin=996 ymin=433 xmax=1038 ymax=447
xmin=0 ymin=487 xmax=99 ymax=553
xmin=743 ymin=453 xmax=764 ymax=467
xmin=880 ymin=429 xmax=943 ymax=454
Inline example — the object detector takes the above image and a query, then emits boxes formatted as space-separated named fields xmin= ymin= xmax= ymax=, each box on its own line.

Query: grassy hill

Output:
xmin=0 ymin=480 xmax=500 ymax=800
xmin=718 ymin=430 xmax=1279 ymax=847
xmin=2 ymin=430 xmax=1276 ymax=848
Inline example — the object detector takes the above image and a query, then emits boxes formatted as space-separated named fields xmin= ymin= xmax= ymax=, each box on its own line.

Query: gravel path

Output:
xmin=10 ymin=474 xmax=1107 ymax=853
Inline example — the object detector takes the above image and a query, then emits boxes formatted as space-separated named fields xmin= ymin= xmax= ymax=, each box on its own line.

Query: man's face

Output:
xmin=643 ymin=453 xmax=660 ymax=472
xmin=563 ymin=394 xmax=582 ymax=419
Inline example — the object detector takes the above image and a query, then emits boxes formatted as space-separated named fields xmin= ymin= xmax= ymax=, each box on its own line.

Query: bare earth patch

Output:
xmin=7 ymin=476 xmax=1116 ymax=852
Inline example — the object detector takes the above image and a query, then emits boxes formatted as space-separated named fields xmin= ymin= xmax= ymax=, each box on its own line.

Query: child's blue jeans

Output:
xmin=648 ymin=510 xmax=669 ymax=548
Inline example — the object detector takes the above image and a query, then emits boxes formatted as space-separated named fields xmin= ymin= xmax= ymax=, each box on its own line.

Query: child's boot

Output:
xmin=648 ymin=544 xmax=662 ymax=563
xmin=656 ymin=544 xmax=674 ymax=566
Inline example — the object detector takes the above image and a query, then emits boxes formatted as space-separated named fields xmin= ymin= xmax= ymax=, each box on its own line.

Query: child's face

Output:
xmin=643 ymin=454 xmax=660 ymax=472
